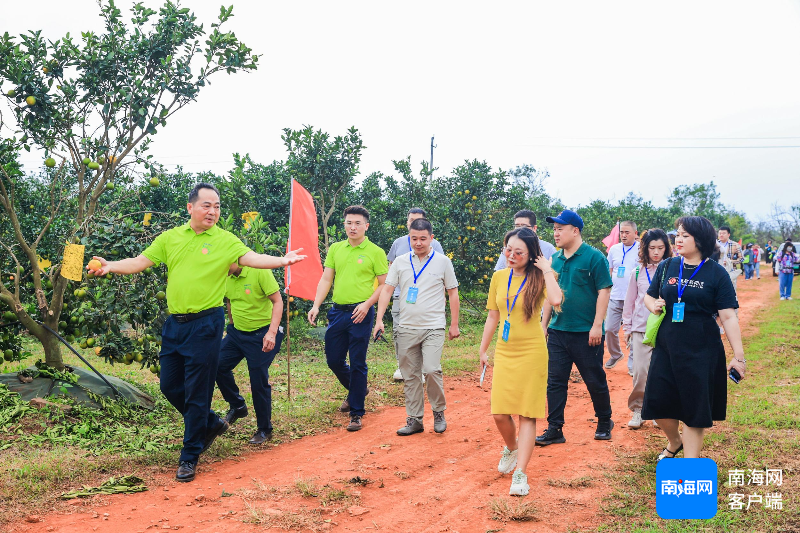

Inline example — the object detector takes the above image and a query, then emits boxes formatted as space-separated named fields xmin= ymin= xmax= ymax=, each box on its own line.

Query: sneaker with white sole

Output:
xmin=497 ymin=446 xmax=518 ymax=474
xmin=652 ymin=419 xmax=659 ymax=428
xmin=509 ymin=469 xmax=529 ymax=496
xmin=393 ymin=368 xmax=403 ymax=381
xmin=780 ymin=297 xmax=786 ymax=301
xmin=604 ymin=356 xmax=621 ymax=369
xmin=628 ymin=409 xmax=643 ymax=429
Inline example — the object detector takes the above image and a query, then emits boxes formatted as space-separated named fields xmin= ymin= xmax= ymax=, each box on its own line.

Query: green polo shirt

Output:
xmin=548 ymin=242 xmax=613 ymax=333
xmin=226 ymin=267 xmax=280 ymax=332
xmin=323 ymin=237 xmax=388 ymax=305
xmin=142 ymin=223 xmax=251 ymax=314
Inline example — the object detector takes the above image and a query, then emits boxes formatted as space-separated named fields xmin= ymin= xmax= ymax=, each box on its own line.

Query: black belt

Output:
xmin=172 ymin=307 xmax=221 ymax=324
xmin=332 ymin=302 xmax=365 ymax=312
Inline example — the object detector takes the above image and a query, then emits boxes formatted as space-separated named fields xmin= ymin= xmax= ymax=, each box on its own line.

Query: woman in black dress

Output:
xmin=642 ymin=216 xmax=747 ymax=460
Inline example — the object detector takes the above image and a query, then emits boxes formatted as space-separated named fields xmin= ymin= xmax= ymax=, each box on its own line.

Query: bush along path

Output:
xmin=13 ymin=277 xmax=790 ymax=533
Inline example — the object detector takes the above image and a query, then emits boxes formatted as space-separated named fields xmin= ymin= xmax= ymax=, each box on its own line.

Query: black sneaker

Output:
xmin=595 ymin=419 xmax=615 ymax=440
xmin=535 ymin=426 xmax=566 ymax=446
xmin=201 ymin=418 xmax=229 ymax=453
xmin=225 ymin=405 xmax=248 ymax=425
xmin=176 ymin=461 xmax=196 ymax=482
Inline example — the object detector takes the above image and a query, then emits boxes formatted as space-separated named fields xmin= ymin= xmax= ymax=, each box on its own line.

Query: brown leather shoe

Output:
xmin=346 ymin=415 xmax=363 ymax=432
xmin=338 ymin=388 xmax=369 ymax=413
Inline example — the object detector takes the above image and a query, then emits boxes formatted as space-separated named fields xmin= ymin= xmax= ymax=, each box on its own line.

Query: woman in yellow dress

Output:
xmin=479 ymin=227 xmax=563 ymax=496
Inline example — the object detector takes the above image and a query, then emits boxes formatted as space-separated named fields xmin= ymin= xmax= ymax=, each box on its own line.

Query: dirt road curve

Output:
xmin=16 ymin=276 xmax=774 ymax=533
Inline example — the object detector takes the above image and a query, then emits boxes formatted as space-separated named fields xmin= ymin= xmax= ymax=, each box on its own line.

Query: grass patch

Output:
xmin=0 ymin=304 xmax=490 ymax=524
xmin=547 ymin=475 xmax=594 ymax=488
xmin=489 ymin=497 xmax=538 ymax=522
xmin=243 ymin=500 xmax=324 ymax=531
xmin=294 ymin=476 xmax=320 ymax=498
xmin=599 ymin=297 xmax=800 ymax=532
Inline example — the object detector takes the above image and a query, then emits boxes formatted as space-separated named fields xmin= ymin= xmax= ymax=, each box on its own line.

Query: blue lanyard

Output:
xmin=407 ymin=235 xmax=411 ymax=252
xmin=410 ymin=251 xmax=435 ymax=285
xmin=645 ymin=264 xmax=652 ymax=284
xmin=621 ymin=243 xmax=635 ymax=265
xmin=506 ymin=271 xmax=527 ymax=317
xmin=676 ymin=257 xmax=706 ymax=302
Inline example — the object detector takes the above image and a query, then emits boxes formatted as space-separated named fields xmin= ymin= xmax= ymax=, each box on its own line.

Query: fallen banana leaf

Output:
xmin=60 ymin=475 xmax=147 ymax=499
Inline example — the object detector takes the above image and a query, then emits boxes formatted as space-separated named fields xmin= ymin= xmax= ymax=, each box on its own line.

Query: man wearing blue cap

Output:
xmin=537 ymin=210 xmax=615 ymax=446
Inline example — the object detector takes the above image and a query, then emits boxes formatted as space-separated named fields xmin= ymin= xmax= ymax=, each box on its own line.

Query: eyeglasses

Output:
xmin=505 ymin=248 xmax=528 ymax=258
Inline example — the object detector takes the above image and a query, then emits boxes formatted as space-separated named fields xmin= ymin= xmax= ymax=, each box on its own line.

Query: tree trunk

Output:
xmin=41 ymin=331 xmax=64 ymax=370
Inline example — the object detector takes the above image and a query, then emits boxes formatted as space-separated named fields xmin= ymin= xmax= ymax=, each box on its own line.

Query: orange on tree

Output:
xmin=26 ymin=95 xmax=36 ymax=106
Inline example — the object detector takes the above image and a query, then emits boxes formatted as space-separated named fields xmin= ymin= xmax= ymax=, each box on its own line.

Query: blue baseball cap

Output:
xmin=546 ymin=209 xmax=584 ymax=231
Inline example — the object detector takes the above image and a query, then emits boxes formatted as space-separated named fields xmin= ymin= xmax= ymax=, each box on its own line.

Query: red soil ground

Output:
xmin=14 ymin=275 xmax=775 ymax=533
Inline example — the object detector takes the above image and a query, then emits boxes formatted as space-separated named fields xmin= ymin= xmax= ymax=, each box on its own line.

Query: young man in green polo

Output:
xmin=88 ymin=183 xmax=305 ymax=482
xmin=308 ymin=205 xmax=388 ymax=432
xmin=216 ymin=262 xmax=284 ymax=445
xmin=537 ymin=209 xmax=615 ymax=446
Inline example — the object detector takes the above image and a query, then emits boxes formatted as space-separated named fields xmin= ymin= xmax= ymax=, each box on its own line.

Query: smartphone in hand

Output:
xmin=729 ymin=368 xmax=742 ymax=384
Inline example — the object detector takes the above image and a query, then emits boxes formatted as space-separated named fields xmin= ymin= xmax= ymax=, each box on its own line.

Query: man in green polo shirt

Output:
xmin=88 ymin=183 xmax=305 ymax=482
xmin=307 ymin=205 xmax=388 ymax=432
xmin=216 ymin=262 xmax=284 ymax=445
xmin=535 ymin=209 xmax=615 ymax=447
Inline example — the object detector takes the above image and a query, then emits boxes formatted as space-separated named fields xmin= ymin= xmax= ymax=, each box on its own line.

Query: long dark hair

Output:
xmin=503 ymin=228 xmax=547 ymax=322
xmin=638 ymin=229 xmax=673 ymax=265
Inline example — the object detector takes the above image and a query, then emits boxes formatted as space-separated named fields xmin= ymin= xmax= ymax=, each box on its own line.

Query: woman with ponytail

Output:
xmin=479 ymin=227 xmax=563 ymax=496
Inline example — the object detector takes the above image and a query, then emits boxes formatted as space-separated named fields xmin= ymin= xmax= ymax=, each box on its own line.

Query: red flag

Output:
xmin=602 ymin=222 xmax=620 ymax=250
xmin=285 ymin=179 xmax=322 ymax=300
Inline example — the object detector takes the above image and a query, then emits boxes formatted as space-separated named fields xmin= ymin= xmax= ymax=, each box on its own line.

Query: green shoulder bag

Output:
xmin=642 ymin=258 xmax=672 ymax=348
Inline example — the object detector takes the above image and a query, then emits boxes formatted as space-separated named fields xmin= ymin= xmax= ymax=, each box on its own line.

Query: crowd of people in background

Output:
xmin=85 ymin=184 xmax=794 ymax=495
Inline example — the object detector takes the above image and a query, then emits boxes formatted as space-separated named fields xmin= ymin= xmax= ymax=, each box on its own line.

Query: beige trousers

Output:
xmin=395 ymin=326 xmax=446 ymax=420
xmin=627 ymin=331 xmax=653 ymax=411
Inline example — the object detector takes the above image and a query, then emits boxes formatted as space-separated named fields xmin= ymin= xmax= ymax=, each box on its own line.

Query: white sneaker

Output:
xmin=789 ymin=297 xmax=794 ymax=301
xmin=497 ymin=446 xmax=518 ymax=474
xmin=652 ymin=420 xmax=659 ymax=428
xmin=509 ymin=469 xmax=529 ymax=496
xmin=393 ymin=368 xmax=403 ymax=381
xmin=780 ymin=297 xmax=786 ymax=301
xmin=628 ymin=409 xmax=643 ymax=429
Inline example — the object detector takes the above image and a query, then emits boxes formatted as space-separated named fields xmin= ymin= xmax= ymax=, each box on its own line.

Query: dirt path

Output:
xmin=14 ymin=275 xmax=777 ymax=533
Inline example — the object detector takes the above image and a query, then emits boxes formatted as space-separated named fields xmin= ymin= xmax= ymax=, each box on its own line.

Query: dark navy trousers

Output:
xmin=216 ymin=323 xmax=284 ymax=432
xmin=325 ymin=306 xmax=373 ymax=417
xmin=159 ymin=307 xmax=225 ymax=464
xmin=546 ymin=328 xmax=613 ymax=429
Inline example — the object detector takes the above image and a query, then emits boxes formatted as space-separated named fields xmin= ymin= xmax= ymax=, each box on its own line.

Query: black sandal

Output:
xmin=657 ymin=444 xmax=683 ymax=461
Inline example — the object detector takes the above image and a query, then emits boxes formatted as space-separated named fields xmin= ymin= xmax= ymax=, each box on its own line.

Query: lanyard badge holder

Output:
xmin=673 ymin=257 xmax=706 ymax=322
xmin=617 ymin=243 xmax=634 ymax=278
xmin=406 ymin=250 xmax=435 ymax=304
xmin=502 ymin=271 xmax=527 ymax=342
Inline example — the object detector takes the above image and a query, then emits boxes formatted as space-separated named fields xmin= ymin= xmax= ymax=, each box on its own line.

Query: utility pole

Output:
xmin=430 ymin=135 xmax=436 ymax=177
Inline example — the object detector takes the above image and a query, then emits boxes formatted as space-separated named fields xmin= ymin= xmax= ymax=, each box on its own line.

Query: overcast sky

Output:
xmin=6 ymin=1 xmax=800 ymax=221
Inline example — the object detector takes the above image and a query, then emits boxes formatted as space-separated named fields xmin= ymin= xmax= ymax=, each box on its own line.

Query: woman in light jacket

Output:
xmin=622 ymin=229 xmax=672 ymax=429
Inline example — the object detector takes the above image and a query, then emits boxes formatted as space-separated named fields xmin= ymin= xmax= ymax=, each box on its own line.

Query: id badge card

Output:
xmin=502 ymin=320 xmax=511 ymax=342
xmin=672 ymin=302 xmax=685 ymax=322
xmin=406 ymin=286 xmax=419 ymax=304
xmin=617 ymin=266 xmax=626 ymax=278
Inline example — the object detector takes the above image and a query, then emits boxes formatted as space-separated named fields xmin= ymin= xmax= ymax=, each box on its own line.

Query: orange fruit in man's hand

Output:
xmin=87 ymin=259 xmax=102 ymax=271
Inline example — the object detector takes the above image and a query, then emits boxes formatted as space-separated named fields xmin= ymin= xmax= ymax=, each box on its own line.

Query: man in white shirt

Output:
xmin=386 ymin=208 xmax=445 ymax=380
xmin=603 ymin=221 xmax=639 ymax=374
xmin=494 ymin=210 xmax=556 ymax=270
xmin=374 ymin=218 xmax=460 ymax=435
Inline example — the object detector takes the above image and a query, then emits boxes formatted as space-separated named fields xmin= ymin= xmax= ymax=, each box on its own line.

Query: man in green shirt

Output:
xmin=88 ymin=183 xmax=305 ymax=482
xmin=216 ymin=263 xmax=284 ymax=445
xmin=536 ymin=210 xmax=615 ymax=447
xmin=308 ymin=205 xmax=388 ymax=432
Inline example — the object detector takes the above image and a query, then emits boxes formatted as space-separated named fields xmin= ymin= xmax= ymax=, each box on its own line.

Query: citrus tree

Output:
xmin=282 ymin=126 xmax=364 ymax=252
xmin=0 ymin=1 xmax=259 ymax=370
